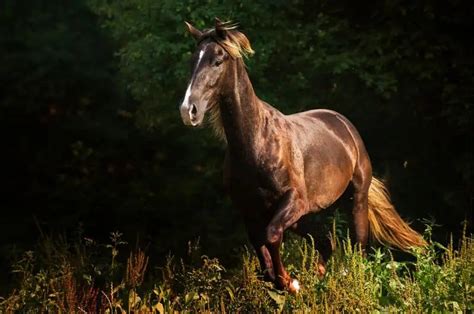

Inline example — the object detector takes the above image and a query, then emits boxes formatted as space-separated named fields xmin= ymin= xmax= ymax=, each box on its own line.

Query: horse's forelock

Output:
xmin=199 ymin=23 xmax=254 ymax=59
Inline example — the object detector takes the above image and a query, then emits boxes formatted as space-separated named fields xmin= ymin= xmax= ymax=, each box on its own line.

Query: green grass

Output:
xmin=1 ymin=227 xmax=473 ymax=313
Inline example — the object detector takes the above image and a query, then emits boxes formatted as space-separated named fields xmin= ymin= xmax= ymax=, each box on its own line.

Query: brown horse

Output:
xmin=179 ymin=19 xmax=425 ymax=293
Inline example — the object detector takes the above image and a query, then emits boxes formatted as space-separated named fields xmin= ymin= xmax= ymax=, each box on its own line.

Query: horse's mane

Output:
xmin=202 ymin=21 xmax=254 ymax=59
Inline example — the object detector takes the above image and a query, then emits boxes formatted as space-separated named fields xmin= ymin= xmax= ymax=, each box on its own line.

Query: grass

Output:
xmin=1 ymin=225 xmax=472 ymax=313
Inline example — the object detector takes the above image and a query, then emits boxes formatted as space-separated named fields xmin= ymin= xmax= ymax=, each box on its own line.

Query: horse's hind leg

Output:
xmin=351 ymin=156 xmax=372 ymax=252
xmin=290 ymin=218 xmax=332 ymax=276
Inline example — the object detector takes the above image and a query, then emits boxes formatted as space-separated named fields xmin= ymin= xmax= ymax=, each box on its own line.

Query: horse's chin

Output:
xmin=181 ymin=117 xmax=204 ymax=127
xmin=190 ymin=120 xmax=203 ymax=127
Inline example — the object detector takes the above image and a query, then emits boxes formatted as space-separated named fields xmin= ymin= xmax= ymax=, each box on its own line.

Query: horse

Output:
xmin=179 ymin=18 xmax=425 ymax=293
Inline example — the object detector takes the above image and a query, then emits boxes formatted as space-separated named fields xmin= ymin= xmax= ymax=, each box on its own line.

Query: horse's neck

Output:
xmin=219 ymin=59 xmax=263 ymax=156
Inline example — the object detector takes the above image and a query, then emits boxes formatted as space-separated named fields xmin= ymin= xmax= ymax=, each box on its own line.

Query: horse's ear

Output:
xmin=215 ymin=17 xmax=227 ymax=39
xmin=185 ymin=21 xmax=202 ymax=41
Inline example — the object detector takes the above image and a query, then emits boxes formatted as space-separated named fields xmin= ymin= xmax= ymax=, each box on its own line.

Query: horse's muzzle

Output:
xmin=180 ymin=103 xmax=201 ymax=127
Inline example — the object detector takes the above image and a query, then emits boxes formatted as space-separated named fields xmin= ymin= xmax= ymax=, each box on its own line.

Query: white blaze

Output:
xmin=182 ymin=82 xmax=192 ymax=107
xmin=181 ymin=49 xmax=205 ymax=108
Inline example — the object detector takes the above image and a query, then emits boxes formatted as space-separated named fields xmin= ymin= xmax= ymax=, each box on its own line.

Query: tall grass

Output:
xmin=1 ymin=227 xmax=472 ymax=312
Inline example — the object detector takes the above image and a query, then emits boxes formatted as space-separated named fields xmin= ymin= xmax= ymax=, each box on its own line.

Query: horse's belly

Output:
xmin=305 ymin=157 xmax=354 ymax=210
xmin=310 ymin=178 xmax=351 ymax=210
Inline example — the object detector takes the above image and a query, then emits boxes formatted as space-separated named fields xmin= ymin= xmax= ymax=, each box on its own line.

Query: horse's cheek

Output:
xmin=206 ymin=72 xmax=219 ymax=87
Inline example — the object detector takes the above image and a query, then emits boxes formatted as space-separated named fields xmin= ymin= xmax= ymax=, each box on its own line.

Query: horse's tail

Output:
xmin=367 ymin=177 xmax=426 ymax=251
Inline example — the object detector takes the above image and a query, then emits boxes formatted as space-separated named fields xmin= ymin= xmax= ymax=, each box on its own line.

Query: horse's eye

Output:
xmin=214 ymin=58 xmax=224 ymax=67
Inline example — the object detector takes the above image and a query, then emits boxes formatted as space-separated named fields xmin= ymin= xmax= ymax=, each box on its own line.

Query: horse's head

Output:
xmin=180 ymin=18 xmax=253 ymax=127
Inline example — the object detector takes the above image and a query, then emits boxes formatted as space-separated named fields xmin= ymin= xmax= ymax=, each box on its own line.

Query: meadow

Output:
xmin=1 ymin=224 xmax=472 ymax=313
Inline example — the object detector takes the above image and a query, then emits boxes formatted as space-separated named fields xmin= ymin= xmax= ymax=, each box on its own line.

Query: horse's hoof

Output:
xmin=317 ymin=263 xmax=326 ymax=277
xmin=288 ymin=279 xmax=300 ymax=294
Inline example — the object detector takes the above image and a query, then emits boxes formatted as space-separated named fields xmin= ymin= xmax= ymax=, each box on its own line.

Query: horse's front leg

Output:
xmin=245 ymin=219 xmax=275 ymax=282
xmin=266 ymin=188 xmax=307 ymax=293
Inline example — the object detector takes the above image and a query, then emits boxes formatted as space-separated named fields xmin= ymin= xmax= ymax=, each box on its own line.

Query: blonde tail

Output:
xmin=367 ymin=177 xmax=426 ymax=251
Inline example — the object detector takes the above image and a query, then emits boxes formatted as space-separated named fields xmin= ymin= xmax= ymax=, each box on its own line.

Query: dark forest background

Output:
xmin=0 ymin=0 xmax=472 ymax=291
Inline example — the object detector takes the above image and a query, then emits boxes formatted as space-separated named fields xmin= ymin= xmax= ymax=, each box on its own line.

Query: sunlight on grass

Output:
xmin=1 ymin=226 xmax=472 ymax=312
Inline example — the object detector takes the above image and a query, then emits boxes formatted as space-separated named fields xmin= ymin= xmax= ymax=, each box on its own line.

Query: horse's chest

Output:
xmin=227 ymin=158 xmax=289 ymax=211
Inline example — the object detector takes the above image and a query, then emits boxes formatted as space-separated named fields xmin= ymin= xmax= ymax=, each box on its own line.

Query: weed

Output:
xmin=1 ymin=227 xmax=472 ymax=312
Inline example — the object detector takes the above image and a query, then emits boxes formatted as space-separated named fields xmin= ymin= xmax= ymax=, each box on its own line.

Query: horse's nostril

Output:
xmin=190 ymin=104 xmax=197 ymax=116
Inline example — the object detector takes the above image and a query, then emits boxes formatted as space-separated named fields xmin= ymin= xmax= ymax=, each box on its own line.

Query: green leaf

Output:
xmin=267 ymin=289 xmax=286 ymax=312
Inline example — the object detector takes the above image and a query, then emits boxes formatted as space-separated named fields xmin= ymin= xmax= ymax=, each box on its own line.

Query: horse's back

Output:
xmin=288 ymin=108 xmax=367 ymax=156
xmin=287 ymin=108 xmax=363 ymax=157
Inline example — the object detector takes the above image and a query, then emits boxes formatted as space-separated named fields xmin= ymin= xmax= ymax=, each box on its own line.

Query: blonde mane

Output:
xmin=208 ymin=102 xmax=226 ymax=141
xmin=203 ymin=21 xmax=255 ymax=59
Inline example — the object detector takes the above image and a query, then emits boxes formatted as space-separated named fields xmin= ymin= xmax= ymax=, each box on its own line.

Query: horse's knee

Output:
xmin=266 ymin=225 xmax=283 ymax=245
